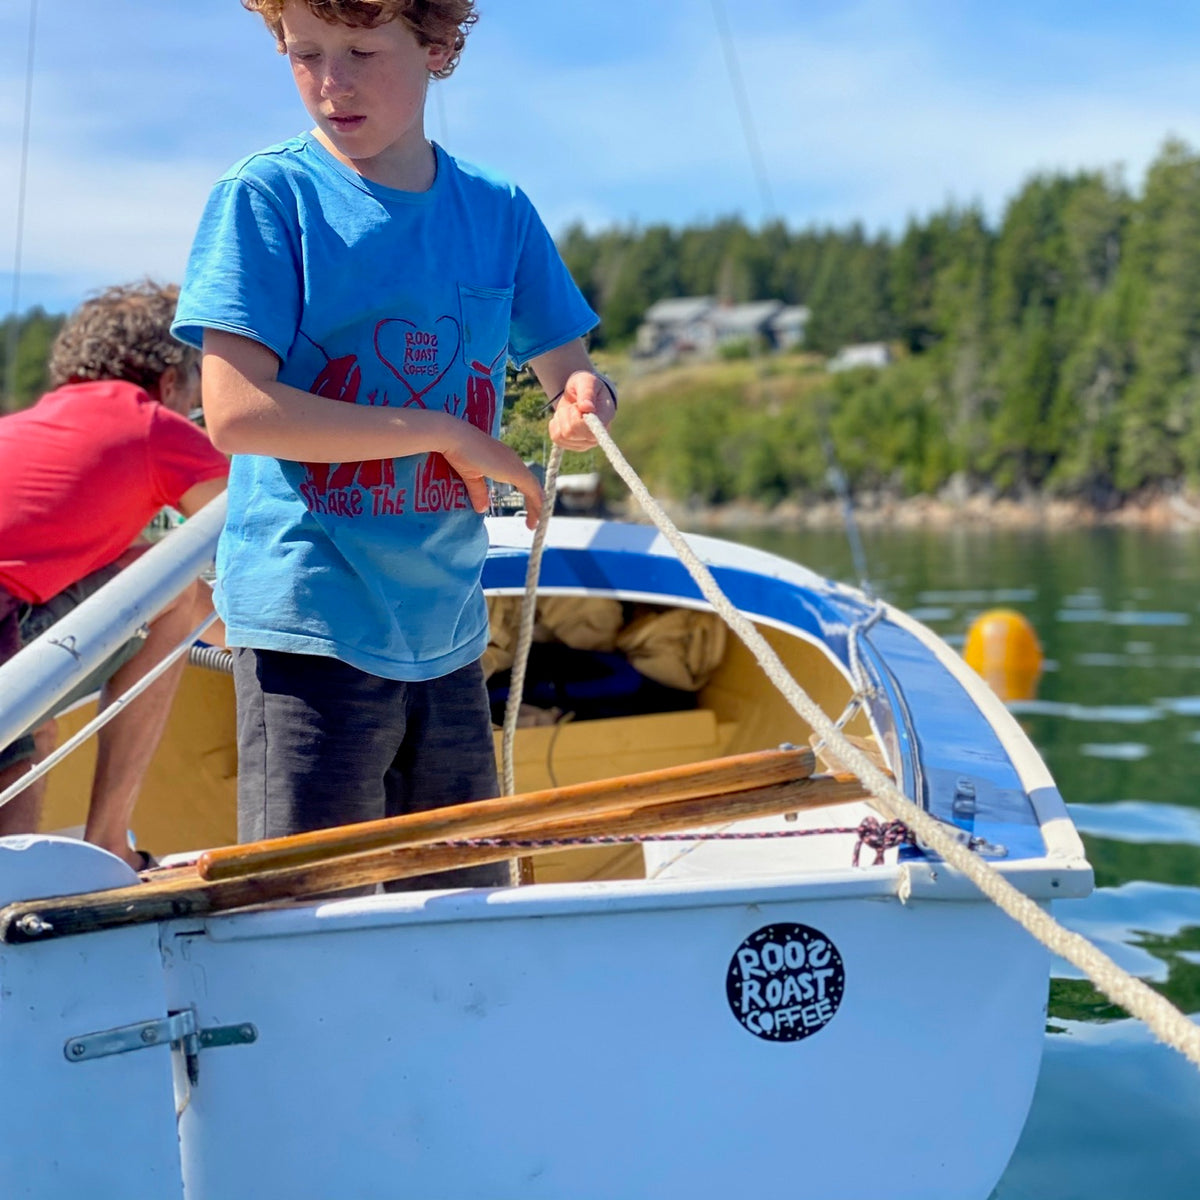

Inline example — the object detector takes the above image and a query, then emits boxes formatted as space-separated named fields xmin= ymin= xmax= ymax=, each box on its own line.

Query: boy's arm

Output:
xmin=202 ymin=330 xmax=542 ymax=527
xmin=528 ymin=339 xmax=617 ymax=453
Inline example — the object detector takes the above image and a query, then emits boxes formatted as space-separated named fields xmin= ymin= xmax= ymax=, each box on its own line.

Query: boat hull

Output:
xmin=163 ymin=880 xmax=1047 ymax=1200
xmin=0 ymin=515 xmax=1081 ymax=1198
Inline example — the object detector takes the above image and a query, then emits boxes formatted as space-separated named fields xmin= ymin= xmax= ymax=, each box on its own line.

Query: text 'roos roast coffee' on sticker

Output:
xmin=726 ymin=923 xmax=845 ymax=1041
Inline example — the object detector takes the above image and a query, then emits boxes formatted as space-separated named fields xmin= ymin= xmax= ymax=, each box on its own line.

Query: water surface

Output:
xmin=711 ymin=525 xmax=1200 ymax=1198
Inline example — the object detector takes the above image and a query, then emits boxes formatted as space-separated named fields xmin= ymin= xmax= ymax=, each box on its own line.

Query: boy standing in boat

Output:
xmin=173 ymin=0 xmax=615 ymax=884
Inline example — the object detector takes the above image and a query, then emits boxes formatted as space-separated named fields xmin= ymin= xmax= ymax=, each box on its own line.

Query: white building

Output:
xmin=827 ymin=342 xmax=893 ymax=372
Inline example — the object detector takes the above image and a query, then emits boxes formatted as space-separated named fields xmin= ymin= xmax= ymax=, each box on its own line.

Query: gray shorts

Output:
xmin=0 ymin=564 xmax=146 ymax=771
xmin=232 ymin=648 xmax=512 ymax=891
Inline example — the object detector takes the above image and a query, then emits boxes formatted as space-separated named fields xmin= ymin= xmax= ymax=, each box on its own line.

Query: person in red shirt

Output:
xmin=0 ymin=281 xmax=228 ymax=867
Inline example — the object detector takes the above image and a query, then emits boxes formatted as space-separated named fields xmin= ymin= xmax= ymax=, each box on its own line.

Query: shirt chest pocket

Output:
xmin=457 ymin=284 xmax=514 ymax=437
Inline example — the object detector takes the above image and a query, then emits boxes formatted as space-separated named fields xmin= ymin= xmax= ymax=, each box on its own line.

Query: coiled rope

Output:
xmin=504 ymin=413 xmax=1200 ymax=1072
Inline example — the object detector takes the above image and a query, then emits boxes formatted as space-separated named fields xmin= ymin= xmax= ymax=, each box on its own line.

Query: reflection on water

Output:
xmin=1078 ymin=742 xmax=1152 ymax=760
xmin=1010 ymin=700 xmax=1160 ymax=722
xmin=708 ymin=524 xmax=1200 ymax=1200
xmin=1069 ymin=801 xmax=1200 ymax=846
xmin=996 ymin=1018 xmax=1200 ymax=1198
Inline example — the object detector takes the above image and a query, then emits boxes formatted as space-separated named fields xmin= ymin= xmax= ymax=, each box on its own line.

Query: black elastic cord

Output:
xmin=540 ymin=387 xmax=567 ymax=416
xmin=540 ymin=373 xmax=617 ymax=416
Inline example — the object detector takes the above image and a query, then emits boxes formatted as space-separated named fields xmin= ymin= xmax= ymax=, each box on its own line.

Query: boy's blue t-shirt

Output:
xmin=173 ymin=134 xmax=598 ymax=680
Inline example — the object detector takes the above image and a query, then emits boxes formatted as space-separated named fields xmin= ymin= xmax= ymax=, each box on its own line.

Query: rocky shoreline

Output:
xmin=624 ymin=488 xmax=1200 ymax=532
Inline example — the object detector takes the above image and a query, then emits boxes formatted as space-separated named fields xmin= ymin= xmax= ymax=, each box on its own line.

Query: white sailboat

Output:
xmin=0 ymin=497 xmax=1095 ymax=1199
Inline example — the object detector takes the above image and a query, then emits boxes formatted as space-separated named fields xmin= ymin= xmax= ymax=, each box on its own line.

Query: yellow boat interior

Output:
xmin=38 ymin=595 xmax=877 ymax=885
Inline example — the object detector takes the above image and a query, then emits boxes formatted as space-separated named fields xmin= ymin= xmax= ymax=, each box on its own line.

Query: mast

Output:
xmin=5 ymin=0 xmax=38 ymax=410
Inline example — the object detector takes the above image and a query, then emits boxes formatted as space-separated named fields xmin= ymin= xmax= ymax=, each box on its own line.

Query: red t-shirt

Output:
xmin=0 ymin=380 xmax=228 ymax=603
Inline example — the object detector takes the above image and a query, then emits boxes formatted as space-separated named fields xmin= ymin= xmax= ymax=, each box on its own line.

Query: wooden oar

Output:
xmin=196 ymin=745 xmax=816 ymax=882
xmin=0 ymin=771 xmax=869 ymax=944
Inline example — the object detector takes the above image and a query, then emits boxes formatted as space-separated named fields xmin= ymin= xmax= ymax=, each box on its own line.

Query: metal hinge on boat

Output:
xmin=64 ymin=1008 xmax=257 ymax=1085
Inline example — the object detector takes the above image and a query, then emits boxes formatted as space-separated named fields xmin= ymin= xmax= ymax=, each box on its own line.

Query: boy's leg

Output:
xmin=83 ymin=578 xmax=215 ymax=865
xmin=233 ymin=648 xmax=409 ymax=842
xmin=0 ymin=721 xmax=56 ymax=837
xmin=0 ymin=591 xmax=39 ymax=836
xmin=383 ymin=660 xmax=514 ymax=891
xmin=0 ymin=561 xmax=218 ymax=859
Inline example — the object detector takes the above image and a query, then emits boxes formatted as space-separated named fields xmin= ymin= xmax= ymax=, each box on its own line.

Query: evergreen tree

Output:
xmin=1117 ymin=141 xmax=1200 ymax=488
xmin=0 ymin=308 xmax=64 ymax=413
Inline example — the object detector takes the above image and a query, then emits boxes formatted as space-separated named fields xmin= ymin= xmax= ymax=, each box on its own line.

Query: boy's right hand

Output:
xmin=443 ymin=424 xmax=544 ymax=531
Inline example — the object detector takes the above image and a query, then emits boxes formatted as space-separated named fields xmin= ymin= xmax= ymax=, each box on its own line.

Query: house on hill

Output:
xmin=768 ymin=305 xmax=811 ymax=351
xmin=711 ymin=300 xmax=783 ymax=352
xmin=635 ymin=297 xmax=717 ymax=358
xmin=635 ymin=298 xmax=811 ymax=362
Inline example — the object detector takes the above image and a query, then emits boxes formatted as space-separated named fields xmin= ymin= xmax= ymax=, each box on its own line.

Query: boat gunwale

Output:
xmin=882 ymin=600 xmax=1089 ymax=870
xmin=484 ymin=518 xmax=1086 ymax=876
xmin=178 ymin=853 xmax=1093 ymax=946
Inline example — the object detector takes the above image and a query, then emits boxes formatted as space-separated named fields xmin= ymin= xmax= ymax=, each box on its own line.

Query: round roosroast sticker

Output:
xmin=726 ymin=922 xmax=845 ymax=1041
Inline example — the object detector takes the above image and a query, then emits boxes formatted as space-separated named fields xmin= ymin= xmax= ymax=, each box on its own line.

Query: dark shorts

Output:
xmin=232 ymin=648 xmax=512 ymax=891
xmin=0 ymin=565 xmax=146 ymax=771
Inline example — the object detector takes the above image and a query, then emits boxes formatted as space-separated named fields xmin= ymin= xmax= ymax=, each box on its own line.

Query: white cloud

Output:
xmin=451 ymin=14 xmax=1200 ymax=234
xmin=2 ymin=0 xmax=1198 ymax=310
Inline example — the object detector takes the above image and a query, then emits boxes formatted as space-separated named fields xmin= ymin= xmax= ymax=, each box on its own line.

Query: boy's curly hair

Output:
xmin=243 ymin=1 xmax=478 ymax=79
xmin=48 ymin=281 xmax=196 ymax=394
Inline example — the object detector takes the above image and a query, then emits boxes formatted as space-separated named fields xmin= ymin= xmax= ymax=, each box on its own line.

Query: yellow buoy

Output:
xmin=963 ymin=608 xmax=1044 ymax=702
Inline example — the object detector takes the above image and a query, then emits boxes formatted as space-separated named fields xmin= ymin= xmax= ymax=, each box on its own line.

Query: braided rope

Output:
xmin=580 ymin=411 xmax=1200 ymax=1070
xmin=443 ymin=817 xmax=912 ymax=867
xmin=500 ymin=445 xmax=565 ymax=797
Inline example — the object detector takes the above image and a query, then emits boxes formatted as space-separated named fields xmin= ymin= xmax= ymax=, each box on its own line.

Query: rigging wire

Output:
xmin=0 ymin=610 xmax=218 ymax=814
xmin=710 ymin=4 xmax=873 ymax=596
xmin=433 ymin=79 xmax=450 ymax=147
xmin=709 ymin=0 xmax=775 ymax=221
xmin=818 ymin=420 xmax=874 ymax=597
xmin=5 ymin=0 xmax=38 ymax=409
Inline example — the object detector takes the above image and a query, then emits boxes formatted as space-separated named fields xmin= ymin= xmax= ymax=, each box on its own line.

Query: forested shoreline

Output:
xmin=6 ymin=139 xmax=1200 ymax=520
xmin=553 ymin=138 xmax=1200 ymax=512
xmin=0 ymin=308 xmax=63 ymax=413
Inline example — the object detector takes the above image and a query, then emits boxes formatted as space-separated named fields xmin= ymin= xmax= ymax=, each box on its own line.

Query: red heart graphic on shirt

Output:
xmin=374 ymin=315 xmax=462 ymax=409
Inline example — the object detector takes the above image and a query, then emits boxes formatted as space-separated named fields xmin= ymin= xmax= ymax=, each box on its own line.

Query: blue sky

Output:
xmin=3 ymin=0 xmax=1200 ymax=315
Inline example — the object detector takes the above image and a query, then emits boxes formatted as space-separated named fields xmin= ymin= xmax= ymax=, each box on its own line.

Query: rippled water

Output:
xmin=712 ymin=524 xmax=1200 ymax=1198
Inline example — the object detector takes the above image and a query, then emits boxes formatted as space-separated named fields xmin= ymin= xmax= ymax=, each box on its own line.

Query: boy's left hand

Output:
xmin=548 ymin=372 xmax=617 ymax=452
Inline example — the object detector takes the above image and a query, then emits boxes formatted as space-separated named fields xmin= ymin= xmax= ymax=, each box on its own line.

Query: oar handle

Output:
xmin=243 ymin=772 xmax=870 ymax=896
xmin=1 ymin=771 xmax=869 ymax=944
xmin=197 ymin=746 xmax=815 ymax=882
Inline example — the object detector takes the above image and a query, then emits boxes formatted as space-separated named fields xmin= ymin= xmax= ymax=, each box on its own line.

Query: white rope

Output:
xmin=816 ymin=604 xmax=885 ymax=757
xmin=581 ymin=411 xmax=1200 ymax=1071
xmin=500 ymin=447 xmax=565 ymax=797
xmin=0 ymin=612 xmax=217 ymax=812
